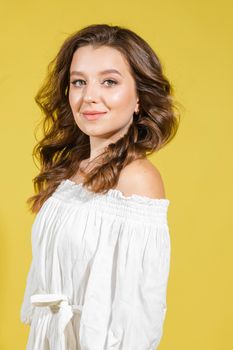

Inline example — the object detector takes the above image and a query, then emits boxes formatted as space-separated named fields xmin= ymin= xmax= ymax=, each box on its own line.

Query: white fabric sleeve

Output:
xmin=20 ymin=224 xmax=38 ymax=326
xmin=20 ymin=258 xmax=36 ymax=325
xmin=104 ymin=218 xmax=171 ymax=350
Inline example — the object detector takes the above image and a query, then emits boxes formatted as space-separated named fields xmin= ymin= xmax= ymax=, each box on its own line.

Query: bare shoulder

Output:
xmin=115 ymin=158 xmax=167 ymax=199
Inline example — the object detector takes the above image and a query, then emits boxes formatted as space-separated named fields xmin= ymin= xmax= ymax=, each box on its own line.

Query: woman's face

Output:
xmin=68 ymin=45 xmax=139 ymax=141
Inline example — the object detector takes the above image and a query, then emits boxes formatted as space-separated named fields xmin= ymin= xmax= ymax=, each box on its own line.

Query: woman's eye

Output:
xmin=71 ymin=79 xmax=85 ymax=86
xmin=70 ymin=79 xmax=117 ymax=87
xmin=103 ymin=79 xmax=117 ymax=86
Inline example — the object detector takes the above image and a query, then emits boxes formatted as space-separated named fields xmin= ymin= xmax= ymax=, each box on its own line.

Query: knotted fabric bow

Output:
xmin=30 ymin=293 xmax=82 ymax=350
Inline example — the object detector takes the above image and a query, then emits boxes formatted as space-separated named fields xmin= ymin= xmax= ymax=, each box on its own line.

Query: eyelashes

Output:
xmin=70 ymin=79 xmax=118 ymax=87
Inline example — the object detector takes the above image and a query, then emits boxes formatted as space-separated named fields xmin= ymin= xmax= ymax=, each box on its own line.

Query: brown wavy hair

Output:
xmin=27 ymin=23 xmax=181 ymax=213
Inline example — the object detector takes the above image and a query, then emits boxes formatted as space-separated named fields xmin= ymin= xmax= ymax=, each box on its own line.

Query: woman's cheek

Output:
xmin=107 ymin=88 xmax=128 ymax=105
xmin=69 ymin=91 xmax=81 ymax=110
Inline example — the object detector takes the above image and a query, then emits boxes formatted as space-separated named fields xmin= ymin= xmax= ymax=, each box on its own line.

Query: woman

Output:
xmin=20 ymin=24 xmax=179 ymax=350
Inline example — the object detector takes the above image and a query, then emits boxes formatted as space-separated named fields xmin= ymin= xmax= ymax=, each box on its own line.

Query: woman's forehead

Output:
xmin=70 ymin=45 xmax=131 ymax=75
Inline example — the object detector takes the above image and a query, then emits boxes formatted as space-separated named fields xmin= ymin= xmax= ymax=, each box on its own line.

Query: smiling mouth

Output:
xmin=82 ymin=112 xmax=107 ymax=120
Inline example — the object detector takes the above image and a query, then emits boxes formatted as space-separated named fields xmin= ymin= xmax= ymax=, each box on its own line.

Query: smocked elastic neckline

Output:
xmin=65 ymin=179 xmax=170 ymax=206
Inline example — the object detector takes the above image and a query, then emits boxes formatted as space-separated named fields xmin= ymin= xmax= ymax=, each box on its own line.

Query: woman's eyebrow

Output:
xmin=70 ymin=69 xmax=122 ymax=77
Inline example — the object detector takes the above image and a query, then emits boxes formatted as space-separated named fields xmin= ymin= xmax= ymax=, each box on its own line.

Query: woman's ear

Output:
xmin=134 ymin=98 xmax=140 ymax=114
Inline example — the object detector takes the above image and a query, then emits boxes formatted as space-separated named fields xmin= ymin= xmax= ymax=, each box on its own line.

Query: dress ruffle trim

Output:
xmin=59 ymin=179 xmax=170 ymax=207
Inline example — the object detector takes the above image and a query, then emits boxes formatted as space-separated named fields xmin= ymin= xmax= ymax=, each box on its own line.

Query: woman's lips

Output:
xmin=83 ymin=112 xmax=107 ymax=121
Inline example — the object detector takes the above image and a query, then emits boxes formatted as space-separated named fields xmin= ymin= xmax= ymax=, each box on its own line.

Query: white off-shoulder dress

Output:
xmin=20 ymin=179 xmax=171 ymax=350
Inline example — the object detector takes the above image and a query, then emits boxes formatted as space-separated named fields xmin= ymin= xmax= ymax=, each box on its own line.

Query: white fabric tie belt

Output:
xmin=30 ymin=293 xmax=82 ymax=350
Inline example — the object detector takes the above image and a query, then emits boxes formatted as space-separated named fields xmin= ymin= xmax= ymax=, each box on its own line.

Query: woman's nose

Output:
xmin=83 ymin=82 xmax=100 ymax=102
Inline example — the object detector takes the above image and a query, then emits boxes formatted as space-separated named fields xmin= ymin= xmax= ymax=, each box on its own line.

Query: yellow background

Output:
xmin=0 ymin=0 xmax=232 ymax=349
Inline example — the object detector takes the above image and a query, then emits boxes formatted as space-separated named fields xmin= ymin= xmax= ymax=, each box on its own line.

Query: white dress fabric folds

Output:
xmin=20 ymin=179 xmax=171 ymax=350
